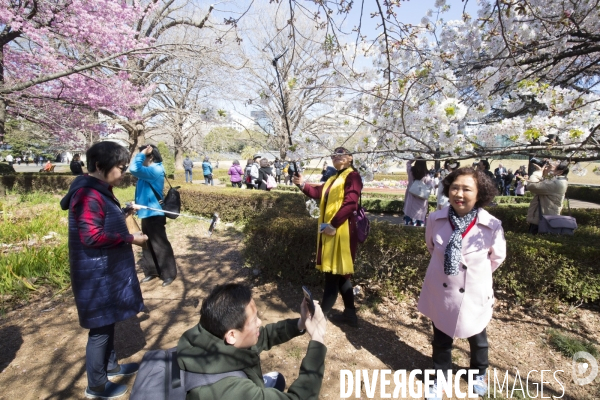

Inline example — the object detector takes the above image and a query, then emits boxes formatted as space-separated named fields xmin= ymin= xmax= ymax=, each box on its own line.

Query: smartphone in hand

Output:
xmin=302 ymin=286 xmax=315 ymax=317
xmin=320 ymin=223 xmax=328 ymax=232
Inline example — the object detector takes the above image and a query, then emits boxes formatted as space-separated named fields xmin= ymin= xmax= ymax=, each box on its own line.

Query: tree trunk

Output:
xmin=0 ymin=44 xmax=6 ymax=145
xmin=174 ymin=146 xmax=184 ymax=170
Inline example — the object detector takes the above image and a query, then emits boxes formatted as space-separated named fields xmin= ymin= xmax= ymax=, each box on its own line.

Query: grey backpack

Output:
xmin=130 ymin=347 xmax=247 ymax=400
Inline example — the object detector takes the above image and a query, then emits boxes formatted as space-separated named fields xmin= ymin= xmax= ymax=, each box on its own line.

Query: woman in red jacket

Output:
xmin=293 ymin=147 xmax=363 ymax=328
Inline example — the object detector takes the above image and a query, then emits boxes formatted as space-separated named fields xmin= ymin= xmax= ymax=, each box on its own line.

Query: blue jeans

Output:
xmin=86 ymin=324 xmax=117 ymax=387
xmin=185 ymin=169 xmax=192 ymax=182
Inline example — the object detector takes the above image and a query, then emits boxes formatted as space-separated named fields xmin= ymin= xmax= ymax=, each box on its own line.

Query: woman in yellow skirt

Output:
xmin=293 ymin=147 xmax=363 ymax=327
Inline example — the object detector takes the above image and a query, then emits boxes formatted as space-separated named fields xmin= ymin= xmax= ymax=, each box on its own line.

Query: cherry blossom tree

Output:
xmin=0 ymin=0 xmax=148 ymax=145
xmin=99 ymin=0 xmax=250 ymax=158
xmin=271 ymin=0 xmax=600 ymax=165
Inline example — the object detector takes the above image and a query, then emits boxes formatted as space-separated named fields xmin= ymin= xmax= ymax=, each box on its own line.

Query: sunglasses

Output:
xmin=331 ymin=151 xmax=351 ymax=159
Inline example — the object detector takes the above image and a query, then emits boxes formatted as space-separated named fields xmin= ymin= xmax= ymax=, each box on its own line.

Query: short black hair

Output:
xmin=200 ymin=284 xmax=252 ymax=339
xmin=556 ymin=161 xmax=570 ymax=177
xmin=442 ymin=167 xmax=498 ymax=208
xmin=138 ymin=144 xmax=163 ymax=163
xmin=479 ymin=159 xmax=490 ymax=171
xmin=87 ymin=142 xmax=129 ymax=177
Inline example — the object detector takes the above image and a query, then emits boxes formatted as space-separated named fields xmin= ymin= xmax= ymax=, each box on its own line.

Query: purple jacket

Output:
xmin=228 ymin=165 xmax=244 ymax=182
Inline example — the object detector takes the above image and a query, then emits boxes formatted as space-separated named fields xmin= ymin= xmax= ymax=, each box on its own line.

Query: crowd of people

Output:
xmin=59 ymin=144 xmax=574 ymax=399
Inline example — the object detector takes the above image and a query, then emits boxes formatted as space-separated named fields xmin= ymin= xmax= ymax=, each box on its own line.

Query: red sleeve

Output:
xmin=330 ymin=172 xmax=362 ymax=228
xmin=71 ymin=188 xmax=134 ymax=248
xmin=302 ymin=182 xmax=324 ymax=200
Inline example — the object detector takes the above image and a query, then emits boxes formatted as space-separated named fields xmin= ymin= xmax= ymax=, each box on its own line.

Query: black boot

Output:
xmin=330 ymin=308 xmax=358 ymax=328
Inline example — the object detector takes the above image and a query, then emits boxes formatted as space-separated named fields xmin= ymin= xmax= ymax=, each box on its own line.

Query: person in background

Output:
xmin=43 ymin=160 xmax=53 ymax=172
xmin=503 ymin=169 xmax=514 ymax=196
xmin=16 ymin=156 xmax=21 ymax=165
xmin=70 ymin=154 xmax=85 ymax=175
xmin=526 ymin=160 xmax=569 ymax=235
xmin=129 ymin=144 xmax=177 ymax=287
xmin=244 ymin=159 xmax=255 ymax=189
xmin=436 ymin=161 xmax=460 ymax=210
xmin=255 ymin=158 xmax=274 ymax=191
xmin=202 ymin=157 xmax=213 ymax=185
xmin=433 ymin=172 xmax=441 ymax=190
xmin=183 ymin=155 xmax=194 ymax=184
xmin=403 ymin=157 xmax=434 ymax=226
xmin=320 ymin=161 xmax=337 ymax=183
xmin=494 ymin=163 xmax=507 ymax=194
xmin=274 ymin=158 xmax=283 ymax=184
xmin=477 ymin=159 xmax=496 ymax=183
xmin=283 ymin=160 xmax=291 ymax=185
xmin=228 ymin=160 xmax=244 ymax=188
xmin=419 ymin=167 xmax=505 ymax=400
xmin=515 ymin=174 xmax=528 ymax=196
xmin=287 ymin=159 xmax=298 ymax=185
xmin=293 ymin=147 xmax=363 ymax=328
xmin=250 ymin=155 xmax=261 ymax=187
xmin=5 ymin=153 xmax=13 ymax=167
xmin=60 ymin=141 xmax=148 ymax=400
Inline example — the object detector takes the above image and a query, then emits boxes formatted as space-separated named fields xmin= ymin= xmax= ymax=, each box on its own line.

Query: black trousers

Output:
xmin=141 ymin=215 xmax=177 ymax=280
xmin=86 ymin=324 xmax=117 ymax=388
xmin=321 ymin=273 xmax=355 ymax=314
xmin=432 ymin=324 xmax=488 ymax=377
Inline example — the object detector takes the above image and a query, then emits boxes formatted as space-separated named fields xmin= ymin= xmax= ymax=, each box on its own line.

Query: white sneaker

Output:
xmin=425 ymin=379 xmax=442 ymax=400
xmin=473 ymin=373 xmax=488 ymax=397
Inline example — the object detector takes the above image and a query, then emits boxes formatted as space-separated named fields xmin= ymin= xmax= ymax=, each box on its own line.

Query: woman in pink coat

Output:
xmin=418 ymin=167 xmax=506 ymax=399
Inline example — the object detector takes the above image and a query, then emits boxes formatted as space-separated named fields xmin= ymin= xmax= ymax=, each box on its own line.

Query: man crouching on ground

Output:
xmin=177 ymin=283 xmax=327 ymax=399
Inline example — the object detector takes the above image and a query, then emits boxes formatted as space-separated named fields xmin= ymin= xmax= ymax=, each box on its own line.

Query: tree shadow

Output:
xmin=115 ymin=314 xmax=148 ymax=359
xmin=0 ymin=325 xmax=23 ymax=371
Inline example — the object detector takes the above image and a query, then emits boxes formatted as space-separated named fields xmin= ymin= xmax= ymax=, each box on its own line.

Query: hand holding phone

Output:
xmin=302 ymin=286 xmax=315 ymax=317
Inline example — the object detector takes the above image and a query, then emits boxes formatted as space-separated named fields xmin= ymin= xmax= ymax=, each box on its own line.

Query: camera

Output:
xmin=530 ymin=158 xmax=548 ymax=168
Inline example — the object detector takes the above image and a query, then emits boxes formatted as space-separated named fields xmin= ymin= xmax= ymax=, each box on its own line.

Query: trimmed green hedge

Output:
xmin=567 ymin=185 xmax=600 ymax=204
xmin=243 ymin=215 xmax=600 ymax=305
xmin=178 ymin=185 xmax=306 ymax=223
xmin=0 ymin=173 xmax=137 ymax=193
xmin=0 ymin=162 xmax=16 ymax=174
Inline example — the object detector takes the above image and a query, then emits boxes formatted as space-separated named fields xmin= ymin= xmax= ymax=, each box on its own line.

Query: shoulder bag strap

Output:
xmin=164 ymin=172 xmax=173 ymax=190
xmin=148 ymin=183 xmax=163 ymax=204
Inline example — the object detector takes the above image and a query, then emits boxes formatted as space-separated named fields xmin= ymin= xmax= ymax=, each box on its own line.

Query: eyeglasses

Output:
xmin=118 ymin=165 xmax=128 ymax=173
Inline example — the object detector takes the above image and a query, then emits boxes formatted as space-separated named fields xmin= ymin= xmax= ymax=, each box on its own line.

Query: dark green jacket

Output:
xmin=177 ymin=318 xmax=327 ymax=400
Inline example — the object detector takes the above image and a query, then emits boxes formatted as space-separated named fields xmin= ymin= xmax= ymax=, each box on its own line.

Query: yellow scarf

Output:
xmin=317 ymin=168 xmax=354 ymax=275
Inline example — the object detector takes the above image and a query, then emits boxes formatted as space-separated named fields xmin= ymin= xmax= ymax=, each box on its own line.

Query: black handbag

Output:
xmin=149 ymin=174 xmax=181 ymax=219
xmin=537 ymin=196 xmax=577 ymax=235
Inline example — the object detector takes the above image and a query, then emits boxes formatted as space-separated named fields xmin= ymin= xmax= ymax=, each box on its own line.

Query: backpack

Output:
xmin=245 ymin=166 xmax=253 ymax=184
xmin=130 ymin=347 xmax=247 ymax=400
xmin=266 ymin=174 xmax=277 ymax=189
xmin=149 ymin=174 xmax=181 ymax=219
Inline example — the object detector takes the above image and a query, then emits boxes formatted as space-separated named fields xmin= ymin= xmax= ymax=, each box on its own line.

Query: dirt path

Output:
xmin=1 ymin=218 xmax=599 ymax=399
